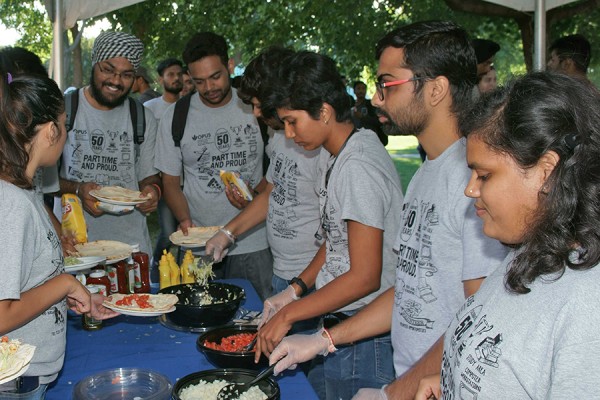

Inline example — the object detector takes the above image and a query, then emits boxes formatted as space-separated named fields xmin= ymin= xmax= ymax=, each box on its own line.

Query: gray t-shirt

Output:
xmin=315 ymin=129 xmax=403 ymax=312
xmin=144 ymin=96 xmax=172 ymax=123
xmin=0 ymin=180 xmax=66 ymax=384
xmin=265 ymin=131 xmax=326 ymax=280
xmin=33 ymin=165 xmax=59 ymax=198
xmin=59 ymin=88 xmax=159 ymax=255
xmin=441 ymin=252 xmax=600 ymax=398
xmin=391 ymin=138 xmax=507 ymax=377
xmin=154 ymin=89 xmax=268 ymax=255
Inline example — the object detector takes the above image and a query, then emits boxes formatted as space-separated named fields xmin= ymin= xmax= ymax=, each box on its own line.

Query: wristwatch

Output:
xmin=289 ymin=277 xmax=308 ymax=296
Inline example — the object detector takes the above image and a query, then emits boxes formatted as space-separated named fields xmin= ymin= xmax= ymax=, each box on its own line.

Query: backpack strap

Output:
xmin=64 ymin=89 xmax=79 ymax=132
xmin=128 ymin=97 xmax=146 ymax=145
xmin=172 ymin=92 xmax=193 ymax=147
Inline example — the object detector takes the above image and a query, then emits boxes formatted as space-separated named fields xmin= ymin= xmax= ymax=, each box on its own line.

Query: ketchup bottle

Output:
xmin=131 ymin=243 xmax=151 ymax=294
xmin=109 ymin=260 xmax=129 ymax=294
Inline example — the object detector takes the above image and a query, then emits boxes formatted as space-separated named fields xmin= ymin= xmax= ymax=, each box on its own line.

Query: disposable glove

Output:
xmin=205 ymin=229 xmax=233 ymax=262
xmin=269 ymin=329 xmax=334 ymax=375
xmin=352 ymin=386 xmax=389 ymax=400
xmin=258 ymin=285 xmax=299 ymax=328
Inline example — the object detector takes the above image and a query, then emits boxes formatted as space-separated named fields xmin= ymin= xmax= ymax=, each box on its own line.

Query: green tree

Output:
xmin=2 ymin=0 xmax=598 ymax=88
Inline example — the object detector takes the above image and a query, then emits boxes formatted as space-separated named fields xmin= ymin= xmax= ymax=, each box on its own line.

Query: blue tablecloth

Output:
xmin=46 ymin=279 xmax=318 ymax=399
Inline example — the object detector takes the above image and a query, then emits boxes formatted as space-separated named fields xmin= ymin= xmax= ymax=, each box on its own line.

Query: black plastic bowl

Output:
xmin=197 ymin=325 xmax=267 ymax=369
xmin=158 ymin=282 xmax=245 ymax=328
xmin=172 ymin=368 xmax=279 ymax=400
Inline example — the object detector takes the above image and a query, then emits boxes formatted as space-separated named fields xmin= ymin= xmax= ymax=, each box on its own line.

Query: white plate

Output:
xmin=90 ymin=192 xmax=149 ymax=206
xmin=103 ymin=304 xmax=176 ymax=317
xmin=104 ymin=254 xmax=130 ymax=265
xmin=64 ymin=256 xmax=106 ymax=273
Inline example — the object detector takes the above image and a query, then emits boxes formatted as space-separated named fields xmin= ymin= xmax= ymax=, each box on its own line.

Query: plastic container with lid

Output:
xmin=131 ymin=243 xmax=151 ymax=293
xmin=86 ymin=270 xmax=110 ymax=296
xmin=82 ymin=286 xmax=102 ymax=330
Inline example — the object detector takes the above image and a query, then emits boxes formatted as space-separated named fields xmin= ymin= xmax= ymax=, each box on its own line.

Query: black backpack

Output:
xmin=171 ymin=93 xmax=270 ymax=172
xmin=64 ymin=89 xmax=146 ymax=144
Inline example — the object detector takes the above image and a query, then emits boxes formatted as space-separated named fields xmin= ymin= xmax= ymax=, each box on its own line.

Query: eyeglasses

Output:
xmin=96 ymin=63 xmax=135 ymax=81
xmin=375 ymin=77 xmax=421 ymax=101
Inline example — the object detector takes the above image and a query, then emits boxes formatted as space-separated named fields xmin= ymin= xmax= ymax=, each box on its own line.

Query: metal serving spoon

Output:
xmin=216 ymin=363 xmax=277 ymax=400
xmin=241 ymin=335 xmax=258 ymax=352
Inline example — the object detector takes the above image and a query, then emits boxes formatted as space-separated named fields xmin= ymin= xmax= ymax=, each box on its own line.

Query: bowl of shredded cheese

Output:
xmin=158 ymin=282 xmax=245 ymax=328
xmin=172 ymin=368 xmax=279 ymax=400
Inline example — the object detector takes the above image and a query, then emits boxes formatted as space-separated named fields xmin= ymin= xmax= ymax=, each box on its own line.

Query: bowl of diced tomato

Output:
xmin=196 ymin=325 xmax=267 ymax=369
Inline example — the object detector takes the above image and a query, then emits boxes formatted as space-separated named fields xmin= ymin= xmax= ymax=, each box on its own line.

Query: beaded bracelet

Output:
xmin=220 ymin=228 xmax=236 ymax=244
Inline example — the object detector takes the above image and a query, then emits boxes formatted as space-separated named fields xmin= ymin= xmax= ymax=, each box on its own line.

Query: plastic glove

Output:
xmin=258 ymin=285 xmax=299 ymax=328
xmin=205 ymin=230 xmax=233 ymax=263
xmin=269 ymin=330 xmax=332 ymax=375
xmin=352 ymin=386 xmax=388 ymax=400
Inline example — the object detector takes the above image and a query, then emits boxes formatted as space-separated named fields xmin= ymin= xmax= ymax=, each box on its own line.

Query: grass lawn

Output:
xmin=148 ymin=135 xmax=422 ymax=246
xmin=386 ymin=135 xmax=422 ymax=193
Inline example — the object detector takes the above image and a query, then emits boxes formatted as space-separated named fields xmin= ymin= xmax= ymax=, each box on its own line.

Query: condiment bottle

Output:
xmin=108 ymin=260 xmax=129 ymax=294
xmin=131 ymin=243 xmax=150 ymax=293
xmin=126 ymin=258 xmax=136 ymax=294
xmin=86 ymin=270 xmax=110 ymax=296
xmin=82 ymin=286 xmax=102 ymax=330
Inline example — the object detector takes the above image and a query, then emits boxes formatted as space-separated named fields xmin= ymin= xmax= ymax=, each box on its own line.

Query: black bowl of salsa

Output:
xmin=197 ymin=325 xmax=267 ymax=369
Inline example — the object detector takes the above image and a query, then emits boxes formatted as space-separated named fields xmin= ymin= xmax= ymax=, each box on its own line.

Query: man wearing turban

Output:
xmin=58 ymin=31 xmax=161 ymax=257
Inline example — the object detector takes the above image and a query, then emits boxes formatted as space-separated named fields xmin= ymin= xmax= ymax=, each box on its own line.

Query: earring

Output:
xmin=325 ymin=119 xmax=329 ymax=125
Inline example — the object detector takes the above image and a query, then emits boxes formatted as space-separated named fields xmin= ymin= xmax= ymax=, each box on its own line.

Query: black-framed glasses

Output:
xmin=96 ymin=63 xmax=135 ymax=81
xmin=375 ymin=77 xmax=421 ymax=101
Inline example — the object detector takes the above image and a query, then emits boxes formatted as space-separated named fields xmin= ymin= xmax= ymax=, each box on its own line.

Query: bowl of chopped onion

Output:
xmin=158 ymin=282 xmax=245 ymax=328
xmin=172 ymin=368 xmax=279 ymax=400
xmin=197 ymin=325 xmax=267 ymax=369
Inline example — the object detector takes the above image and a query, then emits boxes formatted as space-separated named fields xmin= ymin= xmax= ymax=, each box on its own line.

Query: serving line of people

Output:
xmin=2 ymin=18 xmax=599 ymax=400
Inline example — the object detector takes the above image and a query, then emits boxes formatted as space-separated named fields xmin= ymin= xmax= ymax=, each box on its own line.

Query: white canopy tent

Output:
xmin=44 ymin=0 xmax=145 ymax=90
xmin=484 ymin=0 xmax=580 ymax=70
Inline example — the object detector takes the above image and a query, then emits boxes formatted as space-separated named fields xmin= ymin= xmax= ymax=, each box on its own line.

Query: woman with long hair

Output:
xmin=416 ymin=71 xmax=600 ymax=398
xmin=0 ymin=72 xmax=116 ymax=399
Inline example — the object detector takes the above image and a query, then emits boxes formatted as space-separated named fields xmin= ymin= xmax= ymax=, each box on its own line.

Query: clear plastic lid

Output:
xmin=89 ymin=270 xmax=106 ymax=278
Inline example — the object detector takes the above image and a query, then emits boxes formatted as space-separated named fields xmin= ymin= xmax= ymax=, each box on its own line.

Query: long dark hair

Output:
xmin=0 ymin=73 xmax=64 ymax=189
xmin=460 ymin=72 xmax=600 ymax=294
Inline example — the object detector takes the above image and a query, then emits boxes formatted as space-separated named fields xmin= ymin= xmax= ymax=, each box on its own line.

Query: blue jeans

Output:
xmin=308 ymin=326 xmax=394 ymax=400
xmin=215 ymin=248 xmax=273 ymax=301
xmin=151 ymin=198 xmax=178 ymax=264
xmin=0 ymin=383 xmax=48 ymax=400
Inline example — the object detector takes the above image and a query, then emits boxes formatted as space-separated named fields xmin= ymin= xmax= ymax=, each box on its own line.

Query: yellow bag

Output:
xmin=61 ymin=194 xmax=87 ymax=243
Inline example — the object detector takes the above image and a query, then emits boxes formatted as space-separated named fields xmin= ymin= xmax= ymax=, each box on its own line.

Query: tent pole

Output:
xmin=534 ymin=0 xmax=546 ymax=70
xmin=52 ymin=0 xmax=65 ymax=90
